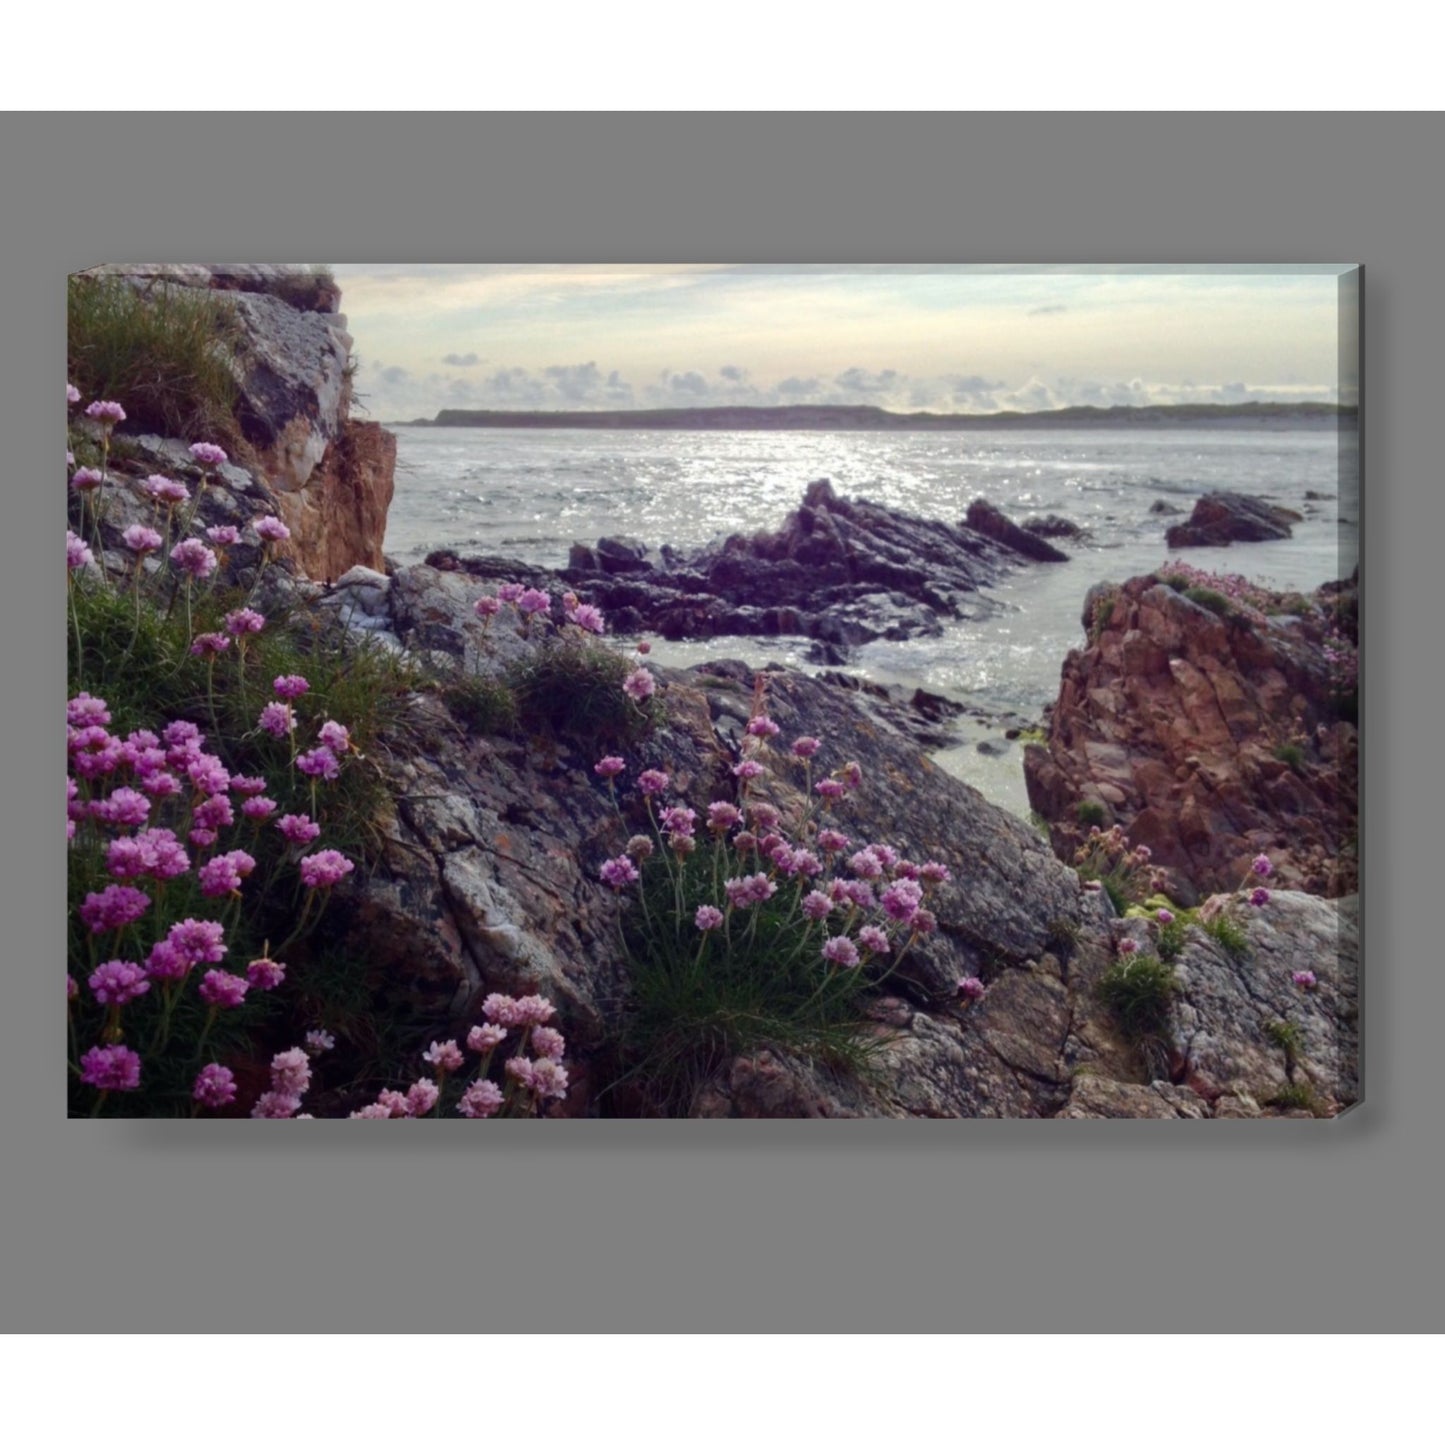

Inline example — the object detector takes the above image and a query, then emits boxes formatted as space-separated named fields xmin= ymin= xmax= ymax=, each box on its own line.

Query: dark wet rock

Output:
xmin=965 ymin=498 xmax=1071 ymax=562
xmin=976 ymin=737 xmax=1012 ymax=758
xmin=1022 ymin=513 xmax=1085 ymax=540
xmin=595 ymin=536 xmax=654 ymax=573
xmin=1166 ymin=491 xmax=1304 ymax=547
xmin=1304 ymin=490 xmax=1331 ymax=501
xmin=1149 ymin=499 xmax=1184 ymax=515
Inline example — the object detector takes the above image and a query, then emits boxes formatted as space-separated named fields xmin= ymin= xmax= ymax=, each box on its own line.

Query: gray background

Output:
xmin=5 ymin=114 xmax=1438 ymax=1334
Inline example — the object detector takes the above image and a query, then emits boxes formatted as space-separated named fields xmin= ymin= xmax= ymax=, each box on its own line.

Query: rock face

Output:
xmin=965 ymin=498 xmax=1071 ymax=561
xmin=294 ymin=563 xmax=1357 ymax=1119
xmin=75 ymin=263 xmax=393 ymax=582
xmin=1023 ymin=572 xmax=1359 ymax=898
xmin=1165 ymin=491 xmax=1303 ymax=547
xmin=439 ymin=480 xmax=1067 ymax=657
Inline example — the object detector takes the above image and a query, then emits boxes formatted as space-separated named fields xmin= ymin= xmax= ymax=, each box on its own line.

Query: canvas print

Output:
xmin=66 ymin=263 xmax=1359 ymax=1119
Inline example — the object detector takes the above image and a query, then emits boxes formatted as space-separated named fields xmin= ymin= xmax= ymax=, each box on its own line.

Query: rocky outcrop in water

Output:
xmin=1165 ymin=490 xmax=1303 ymax=547
xmin=1023 ymin=570 xmax=1359 ymax=898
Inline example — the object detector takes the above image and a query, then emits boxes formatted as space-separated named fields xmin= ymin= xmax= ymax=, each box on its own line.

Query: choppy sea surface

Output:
xmin=384 ymin=426 xmax=1357 ymax=814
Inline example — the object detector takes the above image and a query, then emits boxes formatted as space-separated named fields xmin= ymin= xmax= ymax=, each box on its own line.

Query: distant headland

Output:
xmin=393 ymin=402 xmax=1353 ymax=432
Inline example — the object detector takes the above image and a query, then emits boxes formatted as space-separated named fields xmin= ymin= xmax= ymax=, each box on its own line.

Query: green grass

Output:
xmin=1201 ymin=911 xmax=1250 ymax=961
xmin=1263 ymin=1017 xmax=1304 ymax=1066
xmin=507 ymin=638 xmax=661 ymax=746
xmin=1266 ymin=1082 xmax=1325 ymax=1115
xmin=68 ymin=276 xmax=243 ymax=446
xmin=1273 ymin=742 xmax=1305 ymax=772
xmin=1183 ymin=586 xmax=1234 ymax=618
xmin=444 ymin=674 xmax=519 ymax=738
xmin=1076 ymin=799 xmax=1107 ymax=828
xmin=1095 ymin=955 xmax=1178 ymax=1042
xmin=606 ymin=845 xmax=886 ymax=1116
xmin=1155 ymin=916 xmax=1189 ymax=961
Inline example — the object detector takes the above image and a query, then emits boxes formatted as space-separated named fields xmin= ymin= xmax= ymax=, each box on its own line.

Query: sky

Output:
xmin=326 ymin=264 xmax=1350 ymax=421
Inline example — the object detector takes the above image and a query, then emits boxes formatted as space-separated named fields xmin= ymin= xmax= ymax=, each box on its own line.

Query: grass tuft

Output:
xmin=1095 ymin=954 xmax=1177 ymax=1043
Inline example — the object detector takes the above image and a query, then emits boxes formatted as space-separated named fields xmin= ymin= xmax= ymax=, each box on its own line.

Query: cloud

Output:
xmin=442 ymin=352 xmax=480 ymax=367
xmin=1027 ymin=304 xmax=1068 ymax=317
xmin=833 ymin=367 xmax=899 ymax=394
xmin=719 ymin=365 xmax=748 ymax=383
xmin=376 ymin=364 xmax=410 ymax=386
xmin=666 ymin=370 xmax=711 ymax=396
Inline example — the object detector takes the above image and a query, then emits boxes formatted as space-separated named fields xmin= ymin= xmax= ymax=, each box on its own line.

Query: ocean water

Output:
xmin=384 ymin=426 xmax=1357 ymax=813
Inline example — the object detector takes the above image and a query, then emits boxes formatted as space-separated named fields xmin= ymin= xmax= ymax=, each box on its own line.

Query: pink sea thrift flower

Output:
xmin=192 ymin=795 xmax=234 ymax=832
xmin=1252 ymin=854 xmax=1273 ymax=878
xmin=242 ymin=796 xmax=278 ymax=821
xmin=251 ymin=1091 xmax=302 ymax=1119
xmin=746 ymin=716 xmax=781 ymax=740
xmin=68 ymin=382 xmax=82 ymax=404
xmin=626 ymin=834 xmax=655 ymax=860
xmin=80 ymin=884 xmax=151 ymax=933
xmin=594 ymin=755 xmax=626 ymax=779
xmin=298 ymin=850 xmax=354 ymax=889
xmin=531 ymin=1026 xmax=566 ymax=1061
xmin=80 ymin=1044 xmax=141 ymax=1091
xmin=467 ymin=1023 xmax=508 ymax=1052
xmin=531 ymin=1058 xmax=570 ymax=1101
xmin=258 ymin=701 xmax=295 ymax=737
xmin=277 ymin=813 xmax=321 ymax=846
xmin=167 ymin=917 xmax=227 ymax=966
xmin=188 ymin=827 xmax=219 ymax=849
xmin=1117 ymin=937 xmax=1139 ymax=955
xmin=86 ymin=399 xmax=127 ymax=425
xmin=858 ymin=925 xmax=891 ymax=955
xmin=91 ymin=786 xmax=151 ymax=829
xmin=497 ymin=583 xmax=524 ymax=604
xmin=297 ymin=746 xmax=341 ymax=781
xmin=792 ymin=736 xmax=822 ymax=759
xmin=186 ymin=754 xmax=231 ymax=795
xmin=198 ymin=849 xmax=255 ymax=898
xmin=270 ymin=1048 xmax=312 ymax=1096
xmin=706 ymin=802 xmax=741 ymax=832
xmin=910 ymin=908 xmax=939 ymax=936
xmin=189 ymin=442 xmax=228 ymax=468
xmin=193 ymin=1063 xmax=237 ymax=1110
xmin=822 ymin=936 xmax=860 ymax=969
xmin=636 ymin=641 xmax=651 ymax=655
xmin=143 ymin=474 xmax=188 ymax=505
xmin=600 ymin=855 xmax=640 ymax=889
xmin=637 ymin=769 xmax=670 ymax=796
xmin=958 ymin=976 xmax=987 ymax=1002
xmin=724 ymin=872 xmax=777 ymax=909
xmin=801 ymin=890 xmax=834 ymax=922
xmin=223 ymin=607 xmax=265 ymax=636
xmin=145 ymin=942 xmax=189 ymax=982
xmin=88 ymin=960 xmax=151 ymax=1007
xmin=1292 ymin=970 xmax=1318 ymax=991
xmin=247 ymin=957 xmax=286 ymax=991
xmin=814 ymin=778 xmax=846 ymax=802
xmin=349 ymin=1103 xmax=394 ymax=1119
xmin=170 ymin=538 xmax=217 ymax=579
xmin=474 ymin=594 xmax=502 ymax=620
xmin=229 ymin=775 xmax=268 ymax=796
xmin=407 ymin=1079 xmax=441 ymax=1115
xmin=318 ymin=720 xmax=351 ymax=754
xmin=623 ymin=668 xmax=656 ymax=702
xmin=505 ymin=1055 xmax=537 ymax=1092
xmin=273 ymin=674 xmax=310 ymax=699
xmin=70 ymin=466 xmax=104 ymax=493
xmin=731 ymin=758 xmax=766 ymax=783
xmin=880 ymin=879 xmax=924 ymax=923
xmin=848 ymin=849 xmax=884 ymax=880
xmin=1249 ymin=887 xmax=1271 ymax=907
xmin=570 ymin=603 xmax=605 ymax=634
xmin=68 ymin=693 xmax=112 ymax=728
xmin=1156 ymin=908 xmax=1176 ymax=925
xmin=199 ymin=970 xmax=249 ymax=1009
xmin=920 ymin=861 xmax=952 ymax=886
xmin=517 ymin=587 xmax=551 ymax=616
xmin=660 ymin=805 xmax=697 ymax=838
xmin=122 ymin=524 xmax=162 ymax=554
xmin=457 ymin=1080 xmax=504 ymax=1118
xmin=190 ymin=632 xmax=231 ymax=658
xmin=207 ymin=525 xmax=241 ymax=547
xmin=423 ymin=1039 xmax=465 ymax=1074
xmin=816 ymin=829 xmax=850 ymax=853
xmin=254 ymin=515 xmax=290 ymax=543
xmin=67 ymin=530 xmax=93 ymax=570
xmin=695 ymin=904 xmax=725 ymax=932
xmin=305 ymin=1030 xmax=336 ymax=1054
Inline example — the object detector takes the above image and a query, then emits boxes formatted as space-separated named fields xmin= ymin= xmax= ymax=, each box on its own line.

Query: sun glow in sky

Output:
xmin=328 ymin=263 xmax=1351 ymax=421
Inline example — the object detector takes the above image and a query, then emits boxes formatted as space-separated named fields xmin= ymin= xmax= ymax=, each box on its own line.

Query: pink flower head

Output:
xmin=724 ymin=872 xmax=777 ymax=910
xmin=600 ymin=855 xmax=640 ymax=889
xmin=242 ymin=796 xmax=278 ymax=821
xmin=467 ymin=1022 xmax=508 ymax=1052
xmin=186 ymin=754 xmax=231 ymax=795
xmin=1292 ymin=970 xmax=1318 ymax=991
xmin=637 ymin=769 xmax=670 ymax=796
xmin=531 ymin=1026 xmax=567 ymax=1061
xmin=1249 ymin=887 xmax=1271 ymax=907
xmin=306 ymin=1030 xmax=336 ymax=1054
xmin=958 ymin=976 xmax=987 ymax=1002
xmin=67 ymin=530 xmax=94 ymax=570
xmin=623 ymin=668 xmax=657 ymax=702
xmin=822 ymin=935 xmax=860 ymax=969
xmin=570 ymin=603 xmax=605 ymax=635
xmin=801 ymin=890 xmax=834 ymax=922
xmin=792 ymin=736 xmax=822 ymax=759
xmin=167 ymin=917 xmax=227 ymax=965
xmin=247 ymin=957 xmax=287 ymax=991
xmin=375 ymin=1090 xmax=412 ymax=1118
xmin=746 ymin=716 xmax=781 ymax=740
xmin=457 ymin=1079 xmax=505 ymax=1118
xmin=813 ymin=829 xmax=847 ymax=855
xmin=842 ymin=880 xmax=877 ymax=911
xmin=858 ymin=924 xmax=891 ymax=955
xmin=407 ymin=1079 xmax=441 ymax=1115
xmin=296 ymin=746 xmax=341 ymax=781
xmin=848 ymin=849 xmax=885 ymax=881
xmin=910 ymin=908 xmax=939 ymax=936
xmin=506 ymin=1056 xmax=538 ymax=1090
xmin=277 ymin=813 xmax=321 ymax=846
xmin=695 ymin=904 xmax=725 ymax=932
xmin=530 ymin=1058 xmax=570 ymax=1101
xmin=91 ymin=786 xmax=151 ymax=830
xmin=497 ymin=582 xmax=525 ymax=604
xmin=423 ymin=1039 xmax=465 ymax=1074
xmin=122 ymin=524 xmax=162 ymax=554
xmin=170 ymin=537 xmax=218 ymax=580
xmin=229 ymin=774 xmax=269 ymax=796
xmin=80 ymin=1044 xmax=141 ymax=1091
xmin=161 ymin=718 xmax=202 ymax=752
xmin=143 ymin=474 xmax=189 ymax=505
xmin=626 ymin=834 xmax=656 ymax=860
xmin=193 ymin=1063 xmax=237 ymax=1110
xmin=298 ymin=850 xmax=354 ymax=889
xmin=273 ymin=674 xmax=310 ymax=699
xmin=920 ymin=861 xmax=952 ymax=887
xmin=270 ymin=1048 xmax=311 ymax=1096
xmin=880 ymin=879 xmax=924 ymax=923
xmin=1156 ymin=908 xmax=1176 ymax=925
xmin=88 ymin=960 xmax=151 ymax=1007
xmin=518 ymin=587 xmax=552 ymax=617
xmin=188 ymin=441 xmax=228 ymax=468
xmin=1252 ymin=854 xmax=1273 ymax=878
xmin=840 ymin=761 xmax=864 ymax=791
xmin=198 ymin=970 xmax=249 ymax=1009
xmin=190 ymin=632 xmax=231 ymax=658
xmin=144 ymin=940 xmax=187 ymax=982
xmin=258 ymin=702 xmax=295 ymax=738
xmin=749 ymin=803 xmax=781 ymax=831
xmin=594 ymin=755 xmax=626 ymax=779
xmin=80 ymin=884 xmax=151 ymax=933
xmin=893 ymin=861 xmax=921 ymax=882
xmin=68 ymin=382 xmax=82 ymax=405
xmin=254 ymin=515 xmax=290 ymax=543
xmin=660 ymin=805 xmax=697 ymax=838
xmin=474 ymin=595 xmax=502 ymax=619
xmin=482 ymin=993 xmax=518 ymax=1025
xmin=1117 ymin=937 xmax=1140 ymax=955
xmin=732 ymin=759 xmax=765 ymax=782
xmin=814 ymin=778 xmax=846 ymax=803
xmin=700 ymin=803 xmax=737 ymax=834
xmin=85 ymin=399 xmax=126 ymax=426
xmin=251 ymin=1091 xmax=302 ymax=1120
xmin=207 ymin=525 xmax=241 ymax=547
xmin=636 ymin=640 xmax=652 ymax=655
xmin=223 ymin=607 xmax=266 ymax=636
xmin=70 ymin=467 xmax=104 ymax=493
xmin=349 ymin=1103 xmax=394 ymax=1119
xmin=198 ymin=849 xmax=254 ymax=898
xmin=68 ymin=692 xmax=112 ymax=728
